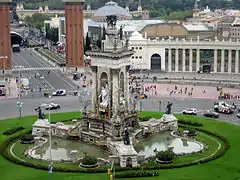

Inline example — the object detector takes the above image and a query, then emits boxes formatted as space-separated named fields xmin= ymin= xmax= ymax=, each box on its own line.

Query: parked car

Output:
xmin=237 ymin=113 xmax=240 ymax=118
xmin=182 ymin=108 xmax=198 ymax=115
xmin=41 ymin=103 xmax=60 ymax=110
xmin=52 ymin=89 xmax=66 ymax=96
xmin=203 ymin=111 xmax=219 ymax=118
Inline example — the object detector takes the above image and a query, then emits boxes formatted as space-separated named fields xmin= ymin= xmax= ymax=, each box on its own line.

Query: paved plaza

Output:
xmin=144 ymin=83 xmax=240 ymax=100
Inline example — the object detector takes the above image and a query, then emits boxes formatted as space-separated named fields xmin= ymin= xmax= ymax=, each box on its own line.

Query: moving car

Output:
xmin=52 ymin=89 xmax=66 ymax=96
xmin=41 ymin=103 xmax=60 ymax=110
xmin=203 ymin=111 xmax=219 ymax=118
xmin=214 ymin=101 xmax=234 ymax=114
xmin=12 ymin=44 xmax=20 ymax=52
xmin=135 ymin=94 xmax=148 ymax=99
xmin=182 ymin=108 xmax=198 ymax=115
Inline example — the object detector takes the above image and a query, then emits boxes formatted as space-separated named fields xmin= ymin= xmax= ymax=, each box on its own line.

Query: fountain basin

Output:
xmin=134 ymin=132 xmax=204 ymax=157
xmin=33 ymin=137 xmax=109 ymax=161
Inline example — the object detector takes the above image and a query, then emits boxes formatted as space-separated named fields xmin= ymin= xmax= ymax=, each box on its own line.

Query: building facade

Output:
xmin=63 ymin=0 xmax=85 ymax=68
xmin=0 ymin=0 xmax=12 ymax=72
xmin=129 ymin=32 xmax=240 ymax=74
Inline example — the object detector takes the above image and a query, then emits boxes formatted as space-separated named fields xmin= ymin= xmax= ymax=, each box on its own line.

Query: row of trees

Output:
xmin=21 ymin=0 xmax=240 ymax=18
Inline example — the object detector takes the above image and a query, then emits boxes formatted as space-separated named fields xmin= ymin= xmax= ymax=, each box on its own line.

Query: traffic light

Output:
xmin=107 ymin=168 xmax=111 ymax=175
xmin=110 ymin=175 xmax=113 ymax=180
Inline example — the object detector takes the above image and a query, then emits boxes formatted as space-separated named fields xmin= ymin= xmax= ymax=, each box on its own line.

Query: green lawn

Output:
xmin=0 ymin=112 xmax=240 ymax=180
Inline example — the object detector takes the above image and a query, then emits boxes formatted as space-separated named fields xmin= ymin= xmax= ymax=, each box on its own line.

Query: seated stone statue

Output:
xmin=99 ymin=85 xmax=109 ymax=112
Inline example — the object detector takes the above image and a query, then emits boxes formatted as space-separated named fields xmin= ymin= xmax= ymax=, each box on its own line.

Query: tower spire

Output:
xmin=137 ymin=0 xmax=142 ymax=12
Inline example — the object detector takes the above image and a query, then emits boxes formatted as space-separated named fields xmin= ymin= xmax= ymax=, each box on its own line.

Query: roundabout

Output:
xmin=0 ymin=111 xmax=235 ymax=180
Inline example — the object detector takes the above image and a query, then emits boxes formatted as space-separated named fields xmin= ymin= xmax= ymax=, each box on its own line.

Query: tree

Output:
xmin=24 ymin=13 xmax=50 ymax=29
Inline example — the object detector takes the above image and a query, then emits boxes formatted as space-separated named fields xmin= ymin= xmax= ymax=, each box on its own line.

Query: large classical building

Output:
xmin=129 ymin=31 xmax=240 ymax=74
xmin=16 ymin=1 xmax=149 ymax=20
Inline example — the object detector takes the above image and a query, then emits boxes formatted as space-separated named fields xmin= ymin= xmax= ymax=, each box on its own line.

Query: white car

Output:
xmin=41 ymin=103 xmax=60 ymax=110
xmin=182 ymin=108 xmax=198 ymax=115
xmin=52 ymin=89 xmax=66 ymax=96
xmin=237 ymin=113 xmax=240 ymax=118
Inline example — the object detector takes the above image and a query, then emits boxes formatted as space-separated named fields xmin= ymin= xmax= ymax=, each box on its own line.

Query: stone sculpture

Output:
xmin=35 ymin=106 xmax=45 ymax=119
xmin=122 ymin=128 xmax=130 ymax=145
xmin=165 ymin=102 xmax=173 ymax=114
xmin=99 ymin=84 xmax=109 ymax=111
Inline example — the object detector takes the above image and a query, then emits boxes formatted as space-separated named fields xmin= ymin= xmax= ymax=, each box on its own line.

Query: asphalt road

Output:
xmin=11 ymin=49 xmax=77 ymax=94
xmin=0 ymin=95 xmax=239 ymax=124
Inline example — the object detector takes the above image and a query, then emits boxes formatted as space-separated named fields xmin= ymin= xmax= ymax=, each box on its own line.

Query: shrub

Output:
xmin=139 ymin=116 xmax=152 ymax=122
xmin=2 ymin=126 xmax=25 ymax=135
xmin=81 ymin=156 xmax=98 ymax=165
xmin=20 ymin=134 xmax=34 ymax=142
xmin=115 ymin=170 xmax=159 ymax=178
xmin=178 ymin=119 xmax=203 ymax=127
xmin=156 ymin=149 xmax=175 ymax=162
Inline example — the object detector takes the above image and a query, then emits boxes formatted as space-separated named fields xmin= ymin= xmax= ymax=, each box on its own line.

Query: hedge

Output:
xmin=2 ymin=126 xmax=25 ymax=135
xmin=0 ymin=126 xmax=229 ymax=173
xmin=178 ymin=119 xmax=203 ymax=127
xmin=115 ymin=170 xmax=159 ymax=178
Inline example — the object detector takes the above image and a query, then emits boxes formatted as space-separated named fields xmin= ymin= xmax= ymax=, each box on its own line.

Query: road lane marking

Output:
xmin=28 ymin=49 xmax=76 ymax=89
xmin=15 ymin=52 xmax=55 ymax=90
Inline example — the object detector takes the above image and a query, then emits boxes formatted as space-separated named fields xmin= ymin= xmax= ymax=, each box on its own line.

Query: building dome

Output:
xmin=93 ymin=1 xmax=132 ymax=21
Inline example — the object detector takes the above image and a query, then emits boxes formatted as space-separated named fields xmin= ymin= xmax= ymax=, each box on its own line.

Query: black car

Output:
xmin=203 ymin=111 xmax=219 ymax=118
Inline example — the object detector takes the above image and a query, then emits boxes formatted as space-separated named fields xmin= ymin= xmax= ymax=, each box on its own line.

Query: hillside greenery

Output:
xmin=19 ymin=0 xmax=240 ymax=19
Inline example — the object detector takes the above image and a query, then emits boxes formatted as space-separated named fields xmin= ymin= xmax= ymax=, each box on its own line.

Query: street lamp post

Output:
xmin=159 ymin=101 xmax=162 ymax=112
xmin=14 ymin=66 xmax=25 ymax=99
xmin=48 ymin=95 xmax=53 ymax=180
xmin=16 ymin=101 xmax=23 ymax=118
xmin=0 ymin=56 xmax=8 ymax=98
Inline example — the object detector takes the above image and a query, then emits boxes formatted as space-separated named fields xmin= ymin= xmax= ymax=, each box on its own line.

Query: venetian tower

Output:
xmin=0 ymin=0 xmax=12 ymax=75
xmin=63 ymin=0 xmax=85 ymax=71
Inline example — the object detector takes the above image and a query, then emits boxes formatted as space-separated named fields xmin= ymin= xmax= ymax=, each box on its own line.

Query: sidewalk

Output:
xmin=0 ymin=79 xmax=18 ymax=100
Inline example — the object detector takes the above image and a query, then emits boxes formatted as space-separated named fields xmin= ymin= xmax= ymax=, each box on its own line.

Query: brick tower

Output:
xmin=0 ymin=0 xmax=12 ymax=74
xmin=63 ymin=0 xmax=85 ymax=72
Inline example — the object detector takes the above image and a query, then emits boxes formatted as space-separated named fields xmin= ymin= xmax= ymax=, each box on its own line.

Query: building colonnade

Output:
xmin=166 ymin=48 xmax=240 ymax=73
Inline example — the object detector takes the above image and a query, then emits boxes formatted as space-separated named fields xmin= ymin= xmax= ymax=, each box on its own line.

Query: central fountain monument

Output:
xmin=66 ymin=15 xmax=139 ymax=167
xmin=31 ymin=15 xmax=182 ymax=168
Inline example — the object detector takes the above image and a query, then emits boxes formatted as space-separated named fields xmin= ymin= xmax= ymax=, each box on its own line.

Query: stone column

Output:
xmin=189 ymin=49 xmax=193 ymax=72
xmin=196 ymin=49 xmax=200 ymax=71
xmin=235 ymin=50 xmax=239 ymax=73
xmin=175 ymin=49 xmax=179 ymax=72
xmin=214 ymin=49 xmax=218 ymax=73
xmin=168 ymin=49 xmax=172 ymax=72
xmin=228 ymin=50 xmax=232 ymax=73
xmin=124 ymin=66 xmax=130 ymax=108
xmin=182 ymin=49 xmax=186 ymax=72
xmin=112 ymin=69 xmax=119 ymax=116
xmin=221 ymin=49 xmax=225 ymax=73
xmin=91 ymin=66 xmax=97 ymax=112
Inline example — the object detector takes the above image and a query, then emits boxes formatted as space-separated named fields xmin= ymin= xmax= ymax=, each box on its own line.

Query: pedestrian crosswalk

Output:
xmin=12 ymin=67 xmax=59 ymax=72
